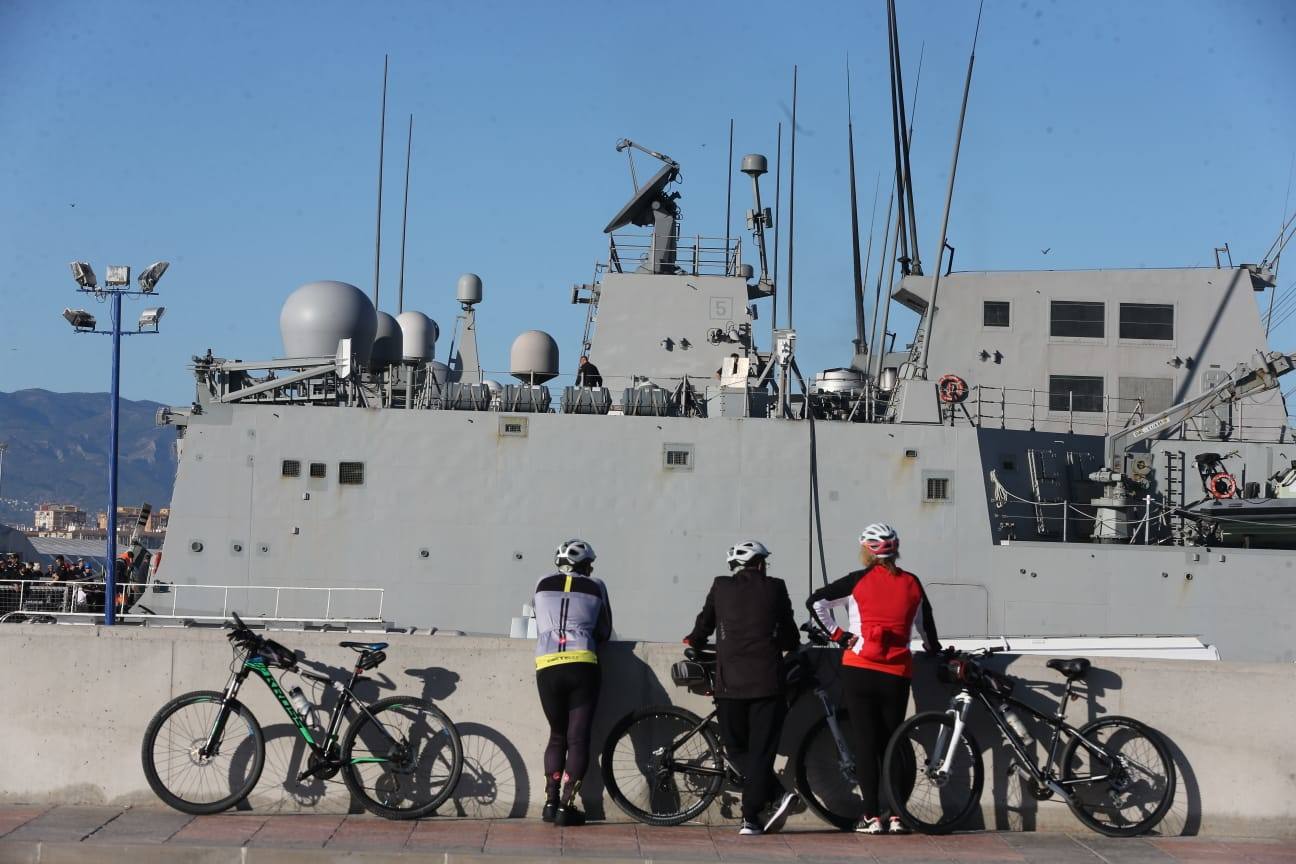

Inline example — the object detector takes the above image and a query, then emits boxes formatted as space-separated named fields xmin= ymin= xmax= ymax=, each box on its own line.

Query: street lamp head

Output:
xmin=69 ymin=261 xmax=97 ymax=289
xmin=105 ymin=266 xmax=131 ymax=286
xmin=138 ymin=307 xmax=165 ymax=331
xmin=137 ymin=261 xmax=169 ymax=293
xmin=62 ymin=308 xmax=97 ymax=331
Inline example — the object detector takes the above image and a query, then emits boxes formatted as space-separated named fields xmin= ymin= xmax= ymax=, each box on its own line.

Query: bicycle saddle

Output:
xmin=1046 ymin=657 xmax=1091 ymax=680
xmin=340 ymin=641 xmax=389 ymax=652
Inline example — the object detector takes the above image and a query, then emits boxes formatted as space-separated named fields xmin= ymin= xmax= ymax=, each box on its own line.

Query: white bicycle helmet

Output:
xmin=726 ymin=539 xmax=771 ymax=570
xmin=555 ymin=538 xmax=596 ymax=571
xmin=860 ymin=523 xmax=899 ymax=558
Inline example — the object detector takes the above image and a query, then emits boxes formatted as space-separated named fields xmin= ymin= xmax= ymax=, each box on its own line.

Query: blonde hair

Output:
xmin=859 ymin=547 xmax=901 ymax=572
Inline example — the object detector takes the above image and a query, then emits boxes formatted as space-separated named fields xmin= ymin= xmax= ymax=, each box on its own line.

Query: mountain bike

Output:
xmin=600 ymin=630 xmax=903 ymax=829
xmin=883 ymin=647 xmax=1175 ymax=837
xmin=141 ymin=612 xmax=463 ymax=819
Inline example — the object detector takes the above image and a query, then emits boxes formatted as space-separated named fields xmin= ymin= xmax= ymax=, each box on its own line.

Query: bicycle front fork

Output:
xmin=816 ymin=688 xmax=856 ymax=781
xmin=200 ymin=668 xmax=246 ymax=759
xmin=933 ymin=691 xmax=974 ymax=778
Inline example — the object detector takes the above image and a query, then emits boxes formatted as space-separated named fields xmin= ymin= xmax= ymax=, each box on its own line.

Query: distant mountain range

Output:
xmin=0 ymin=390 xmax=178 ymax=526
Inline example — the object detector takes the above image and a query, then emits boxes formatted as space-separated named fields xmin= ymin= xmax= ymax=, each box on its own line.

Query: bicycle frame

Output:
xmin=201 ymin=650 xmax=405 ymax=777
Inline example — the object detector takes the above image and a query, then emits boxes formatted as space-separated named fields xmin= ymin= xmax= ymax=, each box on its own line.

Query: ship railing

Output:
xmin=966 ymin=385 xmax=1295 ymax=442
xmin=607 ymin=232 xmax=742 ymax=277
xmin=0 ymin=579 xmax=384 ymax=625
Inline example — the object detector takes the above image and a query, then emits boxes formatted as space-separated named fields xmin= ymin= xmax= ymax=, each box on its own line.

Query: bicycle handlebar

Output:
xmin=224 ymin=611 xmax=298 ymax=670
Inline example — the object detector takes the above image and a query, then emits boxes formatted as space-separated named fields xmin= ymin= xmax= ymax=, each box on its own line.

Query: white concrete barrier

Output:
xmin=0 ymin=624 xmax=1291 ymax=837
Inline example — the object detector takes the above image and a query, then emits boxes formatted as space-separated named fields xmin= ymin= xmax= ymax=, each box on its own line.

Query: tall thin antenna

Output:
xmin=916 ymin=0 xmax=985 ymax=379
xmin=772 ymin=122 xmax=782 ymax=336
xmin=725 ymin=118 xmax=734 ymax=271
xmin=846 ymin=57 xmax=867 ymax=356
xmin=872 ymin=186 xmax=903 ymax=381
xmin=860 ymin=173 xmax=881 ymax=361
xmin=373 ymin=54 xmax=389 ymax=309
xmin=787 ymin=65 xmax=799 ymax=330
xmin=398 ymin=114 xmax=414 ymax=314
xmin=884 ymin=0 xmax=910 ymax=276
xmin=890 ymin=0 xmax=922 ymax=275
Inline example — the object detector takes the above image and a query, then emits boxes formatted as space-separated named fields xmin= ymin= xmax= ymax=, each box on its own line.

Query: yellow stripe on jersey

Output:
xmin=535 ymin=650 xmax=598 ymax=670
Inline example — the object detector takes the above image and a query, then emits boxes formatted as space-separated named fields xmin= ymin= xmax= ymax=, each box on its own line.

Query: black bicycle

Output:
xmin=600 ymin=631 xmax=900 ymax=829
xmin=141 ymin=612 xmax=463 ymax=819
xmin=883 ymin=647 xmax=1175 ymax=837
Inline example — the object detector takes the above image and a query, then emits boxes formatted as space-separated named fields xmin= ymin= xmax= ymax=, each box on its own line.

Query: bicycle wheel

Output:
xmin=141 ymin=690 xmax=265 ymax=815
xmin=884 ymin=711 xmax=983 ymax=834
xmin=797 ymin=710 xmax=918 ymax=830
xmin=1061 ymin=716 xmax=1176 ymax=837
xmin=341 ymin=695 xmax=463 ymax=820
xmin=601 ymin=705 xmax=725 ymax=826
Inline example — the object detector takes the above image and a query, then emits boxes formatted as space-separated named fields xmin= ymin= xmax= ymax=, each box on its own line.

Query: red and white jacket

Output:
xmin=807 ymin=564 xmax=940 ymax=678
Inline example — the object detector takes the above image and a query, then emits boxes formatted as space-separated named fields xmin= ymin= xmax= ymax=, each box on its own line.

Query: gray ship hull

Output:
xmin=151 ymin=403 xmax=1296 ymax=661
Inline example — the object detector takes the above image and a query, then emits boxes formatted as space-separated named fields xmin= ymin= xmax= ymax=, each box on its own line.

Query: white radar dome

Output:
xmin=457 ymin=273 xmax=483 ymax=307
xmin=280 ymin=281 xmax=378 ymax=365
xmin=396 ymin=311 xmax=438 ymax=362
xmin=483 ymin=379 xmax=503 ymax=396
xmin=509 ymin=330 xmax=559 ymax=384
xmin=371 ymin=312 xmax=404 ymax=369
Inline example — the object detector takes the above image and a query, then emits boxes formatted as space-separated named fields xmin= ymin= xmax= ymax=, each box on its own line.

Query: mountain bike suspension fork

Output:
xmin=200 ymin=666 xmax=250 ymax=759
xmin=815 ymin=685 xmax=856 ymax=780
xmin=935 ymin=690 xmax=974 ymax=776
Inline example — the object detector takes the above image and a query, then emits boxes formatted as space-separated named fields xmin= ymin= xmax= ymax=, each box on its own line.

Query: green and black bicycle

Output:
xmin=141 ymin=612 xmax=463 ymax=819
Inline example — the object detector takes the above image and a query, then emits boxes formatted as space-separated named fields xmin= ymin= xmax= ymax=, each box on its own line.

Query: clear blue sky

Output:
xmin=1 ymin=0 xmax=1293 ymax=403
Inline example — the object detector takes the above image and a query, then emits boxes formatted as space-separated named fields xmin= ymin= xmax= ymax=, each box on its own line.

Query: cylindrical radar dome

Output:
xmin=396 ymin=311 xmax=436 ymax=362
xmin=371 ymin=312 xmax=403 ymax=369
xmin=456 ymin=273 xmax=483 ymax=306
xmin=740 ymin=154 xmax=768 ymax=176
xmin=483 ymin=379 xmax=503 ymax=396
xmin=279 ymin=281 xmax=377 ymax=364
xmin=509 ymin=330 xmax=559 ymax=383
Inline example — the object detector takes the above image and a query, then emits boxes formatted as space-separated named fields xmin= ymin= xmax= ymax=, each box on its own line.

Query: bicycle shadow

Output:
xmin=405 ymin=666 xmax=461 ymax=701
xmin=1149 ymin=730 xmax=1202 ymax=837
xmin=445 ymin=721 xmax=531 ymax=819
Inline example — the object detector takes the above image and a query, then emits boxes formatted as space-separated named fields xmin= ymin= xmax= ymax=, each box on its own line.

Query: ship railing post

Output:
xmin=273 ymin=589 xmax=281 ymax=620
xmin=171 ymin=586 xmax=179 ymax=617
xmin=377 ymin=589 xmax=385 ymax=621
xmin=1144 ymin=494 xmax=1152 ymax=544
xmin=325 ymin=589 xmax=332 ymax=622
xmin=693 ymin=235 xmax=700 ymax=274
xmin=222 ymin=586 xmax=229 ymax=619
xmin=1062 ymin=501 xmax=1068 ymax=542
xmin=1068 ymin=392 xmax=1074 ymax=433
xmin=17 ymin=580 xmax=24 ymax=614
xmin=1029 ymin=388 xmax=1036 ymax=431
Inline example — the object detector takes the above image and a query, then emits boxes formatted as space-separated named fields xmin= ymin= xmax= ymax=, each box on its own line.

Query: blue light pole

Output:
xmin=65 ymin=261 xmax=168 ymax=625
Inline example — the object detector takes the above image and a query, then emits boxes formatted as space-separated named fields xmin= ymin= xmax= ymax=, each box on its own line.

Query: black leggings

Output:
xmin=536 ymin=662 xmax=601 ymax=801
xmin=840 ymin=665 xmax=911 ymax=818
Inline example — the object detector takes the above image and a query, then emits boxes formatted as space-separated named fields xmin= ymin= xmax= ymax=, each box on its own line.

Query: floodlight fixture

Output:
xmin=63 ymin=308 xmax=97 ymax=331
xmin=69 ymin=261 xmax=97 ymax=289
xmin=137 ymin=261 xmax=169 ymax=293
xmin=138 ymin=307 xmax=165 ymax=331
xmin=105 ymin=265 xmax=131 ymax=286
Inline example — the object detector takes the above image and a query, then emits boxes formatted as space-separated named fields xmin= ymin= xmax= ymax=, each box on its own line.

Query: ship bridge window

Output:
xmin=1119 ymin=303 xmax=1174 ymax=341
xmin=983 ymin=301 xmax=1010 ymax=327
xmin=1050 ymin=301 xmax=1104 ymax=338
xmin=1049 ymin=375 xmax=1104 ymax=412
xmin=339 ymin=462 xmax=365 ymax=485
xmin=281 ymin=460 xmax=301 ymax=478
xmin=309 ymin=462 xmax=327 ymax=479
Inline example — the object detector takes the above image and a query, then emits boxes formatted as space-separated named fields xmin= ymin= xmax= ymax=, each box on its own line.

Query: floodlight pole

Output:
xmin=106 ymin=290 xmax=123 ymax=625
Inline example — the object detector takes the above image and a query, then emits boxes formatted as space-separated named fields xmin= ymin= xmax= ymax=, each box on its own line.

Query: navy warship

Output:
xmin=141 ymin=12 xmax=1295 ymax=661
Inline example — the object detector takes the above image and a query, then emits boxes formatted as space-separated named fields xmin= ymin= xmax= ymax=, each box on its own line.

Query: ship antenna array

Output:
xmin=845 ymin=55 xmax=868 ymax=357
xmin=887 ymin=0 xmax=922 ymax=276
xmin=915 ymin=0 xmax=985 ymax=381
xmin=398 ymin=114 xmax=414 ymax=314
xmin=373 ymin=55 xmax=389 ymax=310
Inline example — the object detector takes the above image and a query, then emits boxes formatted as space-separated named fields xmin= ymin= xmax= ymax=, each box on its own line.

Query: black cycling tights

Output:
xmin=536 ymin=662 xmax=601 ymax=803
xmin=840 ymin=665 xmax=911 ymax=819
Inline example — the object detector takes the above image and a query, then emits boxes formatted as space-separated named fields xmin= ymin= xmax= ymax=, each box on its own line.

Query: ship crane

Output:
xmin=1088 ymin=350 xmax=1296 ymax=541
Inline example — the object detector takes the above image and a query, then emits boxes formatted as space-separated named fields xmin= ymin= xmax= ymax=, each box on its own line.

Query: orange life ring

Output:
xmin=1207 ymin=472 xmax=1236 ymax=500
xmin=937 ymin=374 xmax=969 ymax=404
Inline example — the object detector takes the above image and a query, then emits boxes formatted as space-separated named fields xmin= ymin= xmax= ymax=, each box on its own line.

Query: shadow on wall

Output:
xmin=584 ymin=642 xmax=676 ymax=821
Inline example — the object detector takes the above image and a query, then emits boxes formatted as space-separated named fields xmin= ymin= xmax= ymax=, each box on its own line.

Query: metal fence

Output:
xmin=0 ymin=579 xmax=385 ymax=625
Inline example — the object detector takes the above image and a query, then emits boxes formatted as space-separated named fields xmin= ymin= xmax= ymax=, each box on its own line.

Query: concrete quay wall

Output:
xmin=0 ymin=625 xmax=1291 ymax=837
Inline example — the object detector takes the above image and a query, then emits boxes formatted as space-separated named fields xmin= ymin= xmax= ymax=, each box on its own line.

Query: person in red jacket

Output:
xmin=807 ymin=523 xmax=940 ymax=835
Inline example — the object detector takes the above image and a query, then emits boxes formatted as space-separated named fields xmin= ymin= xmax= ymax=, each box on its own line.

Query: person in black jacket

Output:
xmin=684 ymin=540 xmax=799 ymax=836
xmin=575 ymin=355 xmax=603 ymax=388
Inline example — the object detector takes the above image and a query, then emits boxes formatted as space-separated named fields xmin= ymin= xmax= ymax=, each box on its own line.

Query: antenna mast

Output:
xmin=846 ymin=58 xmax=867 ymax=357
xmin=772 ymin=122 xmax=782 ymax=335
xmin=398 ymin=114 xmax=413 ymax=314
xmin=916 ymin=1 xmax=984 ymax=380
xmin=787 ymin=65 xmax=799 ymax=329
xmin=725 ymin=118 xmax=734 ymax=270
xmin=889 ymin=0 xmax=922 ymax=275
xmin=373 ymin=55 xmax=389 ymax=309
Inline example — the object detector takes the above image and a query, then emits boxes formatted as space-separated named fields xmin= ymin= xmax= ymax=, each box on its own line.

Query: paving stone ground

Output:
xmin=0 ymin=805 xmax=1292 ymax=864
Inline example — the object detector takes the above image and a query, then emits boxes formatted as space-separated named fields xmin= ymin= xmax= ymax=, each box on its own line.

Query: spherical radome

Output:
xmin=279 ymin=281 xmax=377 ymax=364
xmin=509 ymin=330 xmax=559 ymax=384
xmin=371 ymin=312 xmax=404 ymax=369
xmin=396 ymin=311 xmax=437 ymax=362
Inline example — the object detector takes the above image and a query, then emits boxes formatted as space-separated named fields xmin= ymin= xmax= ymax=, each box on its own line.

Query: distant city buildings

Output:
xmin=33 ymin=503 xmax=87 ymax=532
xmin=28 ymin=503 xmax=168 ymax=550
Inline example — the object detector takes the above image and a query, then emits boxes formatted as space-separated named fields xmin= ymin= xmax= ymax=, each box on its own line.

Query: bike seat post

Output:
xmin=1056 ymin=678 xmax=1075 ymax=721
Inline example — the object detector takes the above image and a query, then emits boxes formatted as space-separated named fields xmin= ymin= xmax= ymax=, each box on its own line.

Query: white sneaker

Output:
xmin=738 ymin=820 xmax=764 ymax=836
xmin=763 ymin=791 xmax=798 ymax=833
xmin=888 ymin=816 xmax=909 ymax=835
xmin=855 ymin=816 xmax=884 ymax=834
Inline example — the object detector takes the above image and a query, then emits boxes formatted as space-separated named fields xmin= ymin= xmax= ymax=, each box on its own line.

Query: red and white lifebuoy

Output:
xmin=1207 ymin=472 xmax=1236 ymax=500
xmin=937 ymin=374 xmax=969 ymax=404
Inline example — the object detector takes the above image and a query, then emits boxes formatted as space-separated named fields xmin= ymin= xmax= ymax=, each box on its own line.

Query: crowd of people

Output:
xmin=532 ymin=522 xmax=939 ymax=836
xmin=1 ymin=554 xmax=99 ymax=583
